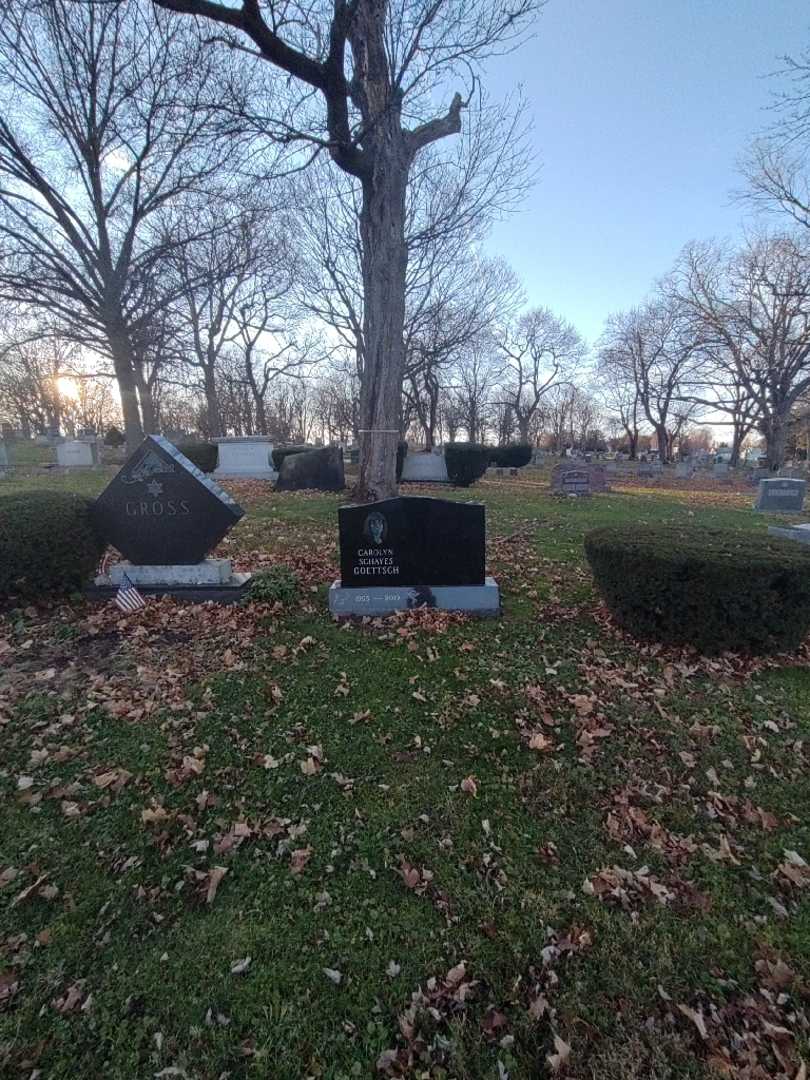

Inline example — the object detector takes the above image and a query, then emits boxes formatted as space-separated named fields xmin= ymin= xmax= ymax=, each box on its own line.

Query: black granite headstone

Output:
xmin=92 ymin=435 xmax=244 ymax=565
xmin=276 ymin=446 xmax=345 ymax=491
xmin=338 ymin=496 xmax=485 ymax=587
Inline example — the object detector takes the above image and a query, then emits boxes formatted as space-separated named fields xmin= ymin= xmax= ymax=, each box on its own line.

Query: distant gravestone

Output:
xmin=276 ymin=446 xmax=345 ymax=491
xmin=550 ymin=461 xmax=608 ymax=496
xmin=56 ymin=439 xmax=98 ymax=468
xmin=90 ymin=435 xmax=250 ymax=601
xmin=0 ymin=440 xmax=9 ymax=477
xmin=400 ymin=450 xmax=449 ymax=483
xmin=213 ymin=436 xmax=275 ymax=480
xmin=675 ymin=461 xmax=694 ymax=479
xmin=329 ymin=495 xmax=499 ymax=617
xmin=755 ymin=477 xmax=806 ymax=514
xmin=713 ymin=462 xmax=729 ymax=478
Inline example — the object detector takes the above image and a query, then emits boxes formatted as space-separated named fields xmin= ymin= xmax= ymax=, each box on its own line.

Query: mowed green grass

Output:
xmin=1 ymin=473 xmax=809 ymax=1079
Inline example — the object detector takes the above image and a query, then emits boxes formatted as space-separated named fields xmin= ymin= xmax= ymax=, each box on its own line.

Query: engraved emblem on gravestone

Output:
xmin=92 ymin=435 xmax=244 ymax=565
xmin=364 ymin=511 xmax=387 ymax=545
xmin=121 ymin=448 xmax=176 ymax=484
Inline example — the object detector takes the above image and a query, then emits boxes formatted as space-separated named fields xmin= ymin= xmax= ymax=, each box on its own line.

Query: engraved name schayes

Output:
xmin=354 ymin=547 xmax=399 ymax=576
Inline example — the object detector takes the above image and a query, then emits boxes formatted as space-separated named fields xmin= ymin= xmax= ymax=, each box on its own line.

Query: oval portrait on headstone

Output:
xmin=364 ymin=511 xmax=387 ymax=545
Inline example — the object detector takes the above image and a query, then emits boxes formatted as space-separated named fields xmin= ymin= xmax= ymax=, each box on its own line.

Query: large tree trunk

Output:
xmin=107 ymin=326 xmax=143 ymax=453
xmin=655 ymin=423 xmax=669 ymax=463
xmin=763 ymin=413 xmax=789 ymax=472
xmin=203 ymin=366 xmax=222 ymax=438
xmin=134 ymin=370 xmax=158 ymax=434
xmin=357 ymin=148 xmax=409 ymax=500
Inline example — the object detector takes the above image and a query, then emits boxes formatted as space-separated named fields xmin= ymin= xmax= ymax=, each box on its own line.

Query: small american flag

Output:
xmin=115 ymin=572 xmax=145 ymax=614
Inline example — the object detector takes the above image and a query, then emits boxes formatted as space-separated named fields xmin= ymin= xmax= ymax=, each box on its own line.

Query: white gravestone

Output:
xmin=213 ymin=436 xmax=275 ymax=480
xmin=56 ymin=439 xmax=97 ymax=468
xmin=400 ymin=450 xmax=449 ymax=483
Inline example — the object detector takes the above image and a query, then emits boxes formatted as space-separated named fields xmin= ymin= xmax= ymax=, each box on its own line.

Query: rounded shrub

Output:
xmin=584 ymin=524 xmax=810 ymax=655
xmin=444 ymin=442 xmax=490 ymax=487
xmin=491 ymin=443 xmax=532 ymax=468
xmin=104 ymin=426 xmax=125 ymax=448
xmin=180 ymin=441 xmax=217 ymax=473
xmin=245 ymin=565 xmax=300 ymax=605
xmin=272 ymin=445 xmax=313 ymax=470
xmin=0 ymin=491 xmax=105 ymax=604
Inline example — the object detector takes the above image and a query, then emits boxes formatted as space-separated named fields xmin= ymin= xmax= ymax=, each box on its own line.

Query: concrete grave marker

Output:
xmin=213 ymin=436 xmax=275 ymax=480
xmin=400 ymin=449 xmax=449 ymax=483
xmin=56 ymin=439 xmax=98 ymax=468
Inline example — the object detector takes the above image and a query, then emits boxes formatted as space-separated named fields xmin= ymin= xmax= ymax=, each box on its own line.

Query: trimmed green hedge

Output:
xmin=180 ymin=442 xmax=217 ymax=473
xmin=491 ymin=443 xmax=532 ymax=468
xmin=272 ymin=445 xmax=313 ymax=470
xmin=585 ymin=524 xmax=810 ymax=655
xmin=0 ymin=491 xmax=105 ymax=604
xmin=444 ymin=442 xmax=490 ymax=487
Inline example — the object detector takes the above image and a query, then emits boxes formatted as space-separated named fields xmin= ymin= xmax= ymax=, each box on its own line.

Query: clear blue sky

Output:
xmin=484 ymin=0 xmax=808 ymax=346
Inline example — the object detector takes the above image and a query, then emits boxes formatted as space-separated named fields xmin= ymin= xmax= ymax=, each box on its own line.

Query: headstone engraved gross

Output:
xmin=755 ymin=477 xmax=806 ymax=514
xmin=329 ymin=496 xmax=499 ymax=617
xmin=90 ymin=436 xmax=250 ymax=601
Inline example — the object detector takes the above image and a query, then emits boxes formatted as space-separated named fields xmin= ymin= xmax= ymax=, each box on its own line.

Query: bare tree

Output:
xmin=675 ymin=234 xmax=810 ymax=470
xmin=0 ymin=0 xmax=237 ymax=449
xmin=740 ymin=42 xmax=810 ymax=230
xmin=599 ymin=294 xmax=700 ymax=463
xmin=596 ymin=345 xmax=642 ymax=458
xmin=446 ymin=336 xmax=500 ymax=443
xmin=493 ymin=306 xmax=585 ymax=443
xmin=152 ymin=0 xmax=539 ymax=498
xmin=167 ymin=202 xmax=309 ymax=436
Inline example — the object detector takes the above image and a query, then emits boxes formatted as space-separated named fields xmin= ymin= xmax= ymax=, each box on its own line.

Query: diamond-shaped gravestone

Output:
xmin=92 ymin=436 xmax=244 ymax=565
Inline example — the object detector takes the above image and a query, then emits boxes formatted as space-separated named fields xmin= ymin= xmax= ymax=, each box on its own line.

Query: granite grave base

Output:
xmin=767 ymin=524 xmax=810 ymax=546
xmin=89 ymin=559 xmax=251 ymax=604
xmin=328 ymin=576 xmax=500 ymax=618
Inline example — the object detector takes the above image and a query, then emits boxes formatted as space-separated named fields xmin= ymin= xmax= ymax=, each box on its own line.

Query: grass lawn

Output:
xmin=1 ymin=472 xmax=809 ymax=1079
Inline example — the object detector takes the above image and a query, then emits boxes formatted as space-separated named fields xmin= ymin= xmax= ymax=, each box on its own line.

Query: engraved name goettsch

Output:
xmin=353 ymin=546 xmax=399 ymax=575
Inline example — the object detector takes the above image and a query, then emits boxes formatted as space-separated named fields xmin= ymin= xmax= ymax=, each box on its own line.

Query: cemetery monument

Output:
xmin=213 ymin=435 xmax=276 ymax=480
xmin=550 ymin=461 xmax=609 ymax=496
xmin=56 ymin=439 xmax=98 ymax=469
xmin=90 ymin=435 xmax=250 ymax=601
xmin=755 ymin=477 xmax=806 ymax=514
xmin=329 ymin=495 xmax=500 ymax=617
xmin=400 ymin=448 xmax=450 ymax=483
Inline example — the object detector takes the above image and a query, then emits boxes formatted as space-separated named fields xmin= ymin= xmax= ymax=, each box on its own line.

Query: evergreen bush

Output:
xmin=585 ymin=524 xmax=810 ymax=655
xmin=180 ymin=442 xmax=217 ymax=473
xmin=444 ymin=442 xmax=490 ymax=487
xmin=245 ymin=565 xmax=300 ymax=605
xmin=0 ymin=491 xmax=105 ymax=604
xmin=491 ymin=443 xmax=532 ymax=468
xmin=104 ymin=426 xmax=125 ymax=448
